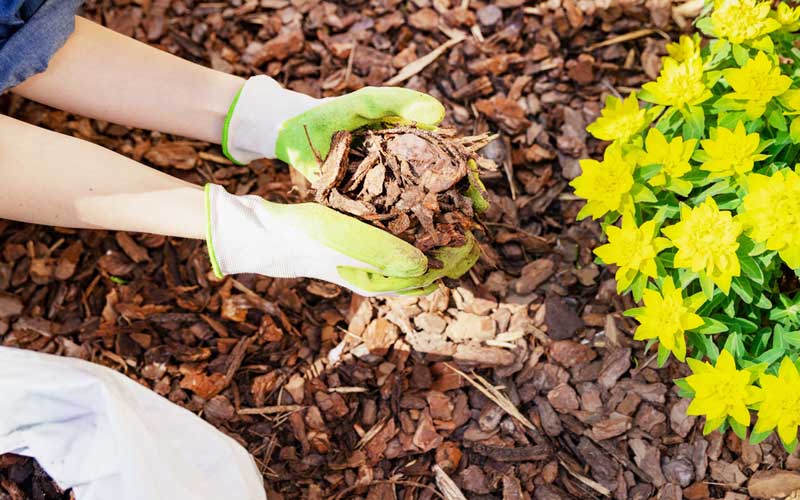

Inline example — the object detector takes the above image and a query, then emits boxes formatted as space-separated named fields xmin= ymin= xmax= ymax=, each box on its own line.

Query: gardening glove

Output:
xmin=0 ymin=347 xmax=265 ymax=500
xmin=222 ymin=75 xmax=445 ymax=178
xmin=205 ymin=184 xmax=480 ymax=297
xmin=215 ymin=77 xmax=486 ymax=294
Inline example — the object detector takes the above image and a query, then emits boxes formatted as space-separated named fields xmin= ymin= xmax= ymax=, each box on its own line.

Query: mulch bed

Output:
xmin=1 ymin=0 xmax=798 ymax=499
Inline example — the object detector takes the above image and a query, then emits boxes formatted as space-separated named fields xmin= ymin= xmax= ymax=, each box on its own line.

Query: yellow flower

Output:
xmin=586 ymin=92 xmax=648 ymax=143
xmin=779 ymin=88 xmax=800 ymax=111
xmin=754 ymin=357 xmax=800 ymax=446
xmin=722 ymin=52 xmax=792 ymax=118
xmin=662 ymin=197 xmax=742 ymax=294
xmin=710 ymin=0 xmax=780 ymax=44
xmin=774 ymin=2 xmax=800 ymax=31
xmin=699 ymin=121 xmax=768 ymax=178
xmin=570 ymin=142 xmax=636 ymax=220
xmin=628 ymin=277 xmax=705 ymax=361
xmin=740 ymin=169 xmax=800 ymax=269
xmin=642 ymin=57 xmax=711 ymax=108
xmin=686 ymin=350 xmax=762 ymax=430
xmin=594 ymin=216 xmax=671 ymax=292
xmin=641 ymin=128 xmax=697 ymax=187
xmin=666 ymin=34 xmax=702 ymax=63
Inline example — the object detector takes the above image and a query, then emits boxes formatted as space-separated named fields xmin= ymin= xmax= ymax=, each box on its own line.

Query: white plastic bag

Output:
xmin=0 ymin=347 xmax=266 ymax=500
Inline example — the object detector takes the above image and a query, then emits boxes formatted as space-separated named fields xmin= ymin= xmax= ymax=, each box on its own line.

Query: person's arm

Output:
xmin=11 ymin=16 xmax=243 ymax=144
xmin=0 ymin=114 xmax=205 ymax=239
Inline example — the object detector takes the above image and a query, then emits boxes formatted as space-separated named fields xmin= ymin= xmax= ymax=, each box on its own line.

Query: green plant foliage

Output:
xmin=572 ymin=0 xmax=800 ymax=449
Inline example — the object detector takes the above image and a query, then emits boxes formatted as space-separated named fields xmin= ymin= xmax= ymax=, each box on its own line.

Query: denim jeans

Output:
xmin=0 ymin=0 xmax=83 ymax=93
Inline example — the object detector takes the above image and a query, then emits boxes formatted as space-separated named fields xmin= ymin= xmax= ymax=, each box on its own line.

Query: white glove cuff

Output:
xmin=206 ymin=184 xmax=288 ymax=278
xmin=223 ymin=75 xmax=320 ymax=164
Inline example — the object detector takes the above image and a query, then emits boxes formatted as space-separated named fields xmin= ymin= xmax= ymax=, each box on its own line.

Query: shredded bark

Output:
xmin=312 ymin=127 xmax=493 ymax=255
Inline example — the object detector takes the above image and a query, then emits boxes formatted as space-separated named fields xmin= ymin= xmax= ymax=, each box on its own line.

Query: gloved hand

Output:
xmin=209 ymin=76 xmax=485 ymax=296
xmin=221 ymin=76 xmax=445 ymax=177
xmin=205 ymin=184 xmax=480 ymax=296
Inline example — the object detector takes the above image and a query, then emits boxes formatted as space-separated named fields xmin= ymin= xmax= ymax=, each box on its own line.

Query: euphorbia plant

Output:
xmin=571 ymin=0 xmax=800 ymax=451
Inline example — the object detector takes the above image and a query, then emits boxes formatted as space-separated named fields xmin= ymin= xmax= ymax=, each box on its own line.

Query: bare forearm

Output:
xmin=12 ymin=17 xmax=243 ymax=144
xmin=0 ymin=115 xmax=205 ymax=239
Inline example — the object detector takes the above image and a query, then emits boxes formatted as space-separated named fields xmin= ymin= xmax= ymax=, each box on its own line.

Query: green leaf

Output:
xmin=665 ymin=178 xmax=694 ymax=196
xmin=699 ymin=272 xmax=715 ymax=300
xmin=624 ymin=307 xmax=645 ymax=318
xmin=784 ymin=438 xmax=799 ymax=454
xmin=636 ymin=163 xmax=662 ymax=181
xmin=694 ymin=317 xmax=729 ymax=334
xmin=724 ymin=298 xmax=737 ymax=317
xmin=749 ymin=428 xmax=772 ymax=445
xmin=631 ymin=273 xmax=647 ymax=303
xmin=739 ymin=254 xmax=764 ymax=285
xmin=718 ymin=110 xmax=749 ymax=129
xmin=644 ymin=338 xmax=658 ymax=355
xmin=691 ymin=179 xmax=732 ymax=206
xmin=707 ymin=39 xmax=731 ymax=66
xmin=681 ymin=106 xmax=706 ymax=139
xmin=772 ymin=325 xmax=785 ymax=350
xmin=726 ymin=316 xmax=759 ymax=334
xmin=769 ymin=108 xmax=788 ymax=131
xmin=678 ymin=268 xmax=698 ymax=289
xmin=695 ymin=17 xmax=714 ymax=36
xmin=791 ymin=117 xmax=800 ymax=144
xmin=655 ymin=107 xmax=680 ymax=133
xmin=731 ymin=278 xmax=754 ymax=304
xmin=732 ymin=43 xmax=750 ymax=66
xmin=751 ymin=35 xmax=773 ymax=53
xmin=724 ymin=332 xmax=742 ymax=359
xmin=657 ymin=344 xmax=671 ymax=368
xmin=703 ymin=416 xmax=725 ymax=435
xmin=674 ymin=377 xmax=695 ymax=398
xmin=713 ymin=97 xmax=743 ymax=112
xmin=729 ymin=418 xmax=748 ymax=440
xmin=754 ymin=294 xmax=773 ymax=309
xmin=631 ymin=183 xmax=658 ymax=203
xmin=688 ymin=331 xmax=721 ymax=363
xmin=754 ymin=347 xmax=786 ymax=365
xmin=780 ymin=329 xmax=800 ymax=348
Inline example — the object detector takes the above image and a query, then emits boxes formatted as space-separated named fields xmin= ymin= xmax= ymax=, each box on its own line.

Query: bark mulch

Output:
xmin=2 ymin=0 xmax=799 ymax=499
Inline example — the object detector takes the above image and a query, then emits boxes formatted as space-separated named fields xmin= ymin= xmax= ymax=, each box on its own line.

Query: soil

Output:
xmin=2 ymin=0 xmax=800 ymax=499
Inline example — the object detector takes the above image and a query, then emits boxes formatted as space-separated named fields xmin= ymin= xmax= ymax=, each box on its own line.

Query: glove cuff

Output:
xmin=205 ymin=184 xmax=277 ymax=278
xmin=222 ymin=75 xmax=320 ymax=165
xmin=204 ymin=184 xmax=224 ymax=278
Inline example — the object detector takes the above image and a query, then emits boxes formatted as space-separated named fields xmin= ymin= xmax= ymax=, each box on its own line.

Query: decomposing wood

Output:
xmin=468 ymin=443 xmax=552 ymax=462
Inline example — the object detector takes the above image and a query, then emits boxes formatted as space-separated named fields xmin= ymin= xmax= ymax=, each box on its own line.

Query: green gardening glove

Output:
xmin=222 ymin=77 xmax=444 ymax=179
xmin=205 ymin=185 xmax=480 ymax=296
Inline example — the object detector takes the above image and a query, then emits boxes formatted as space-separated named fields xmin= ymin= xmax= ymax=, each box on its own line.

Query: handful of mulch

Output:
xmin=312 ymin=126 xmax=494 ymax=266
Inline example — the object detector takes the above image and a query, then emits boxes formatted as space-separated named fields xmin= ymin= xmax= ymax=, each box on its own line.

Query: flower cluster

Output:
xmin=572 ymin=0 xmax=800 ymax=448
xmin=680 ymin=349 xmax=800 ymax=451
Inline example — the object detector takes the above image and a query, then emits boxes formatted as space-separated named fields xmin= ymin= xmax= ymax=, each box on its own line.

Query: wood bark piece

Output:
xmin=748 ymin=470 xmax=800 ymax=498
xmin=433 ymin=464 xmax=468 ymax=500
xmin=469 ymin=443 xmax=552 ymax=462
xmin=313 ymin=126 xmax=492 ymax=257
xmin=385 ymin=35 xmax=465 ymax=86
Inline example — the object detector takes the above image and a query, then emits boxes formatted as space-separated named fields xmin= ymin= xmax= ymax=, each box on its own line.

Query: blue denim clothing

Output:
xmin=0 ymin=0 xmax=83 ymax=92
